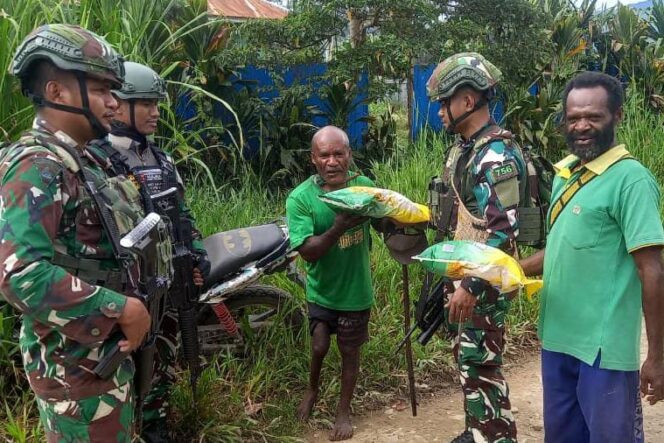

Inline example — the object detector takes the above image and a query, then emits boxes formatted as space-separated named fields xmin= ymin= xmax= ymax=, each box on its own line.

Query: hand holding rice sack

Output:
xmin=414 ymin=240 xmax=543 ymax=298
xmin=318 ymin=186 xmax=431 ymax=225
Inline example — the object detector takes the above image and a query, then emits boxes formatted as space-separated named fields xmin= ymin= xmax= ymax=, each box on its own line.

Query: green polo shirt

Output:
xmin=286 ymin=175 xmax=375 ymax=311
xmin=539 ymin=145 xmax=664 ymax=371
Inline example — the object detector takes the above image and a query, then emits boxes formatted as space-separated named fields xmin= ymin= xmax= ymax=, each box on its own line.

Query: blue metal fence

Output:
xmin=187 ymin=64 xmax=369 ymax=152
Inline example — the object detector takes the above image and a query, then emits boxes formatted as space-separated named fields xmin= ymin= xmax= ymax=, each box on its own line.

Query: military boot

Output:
xmin=140 ymin=419 xmax=171 ymax=443
xmin=450 ymin=430 xmax=475 ymax=443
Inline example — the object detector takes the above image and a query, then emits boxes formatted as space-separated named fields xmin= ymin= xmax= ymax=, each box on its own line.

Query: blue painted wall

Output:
xmin=214 ymin=64 xmax=368 ymax=152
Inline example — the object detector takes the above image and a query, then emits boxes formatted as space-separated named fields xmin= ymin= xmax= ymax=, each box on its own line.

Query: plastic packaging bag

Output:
xmin=413 ymin=240 xmax=542 ymax=298
xmin=319 ymin=186 xmax=430 ymax=224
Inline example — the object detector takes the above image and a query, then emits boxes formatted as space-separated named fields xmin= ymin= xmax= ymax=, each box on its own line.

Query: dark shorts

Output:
xmin=307 ymin=302 xmax=370 ymax=348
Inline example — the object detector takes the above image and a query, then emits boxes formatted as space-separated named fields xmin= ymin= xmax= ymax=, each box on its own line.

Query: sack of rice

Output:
xmin=413 ymin=240 xmax=542 ymax=298
xmin=319 ymin=186 xmax=430 ymax=224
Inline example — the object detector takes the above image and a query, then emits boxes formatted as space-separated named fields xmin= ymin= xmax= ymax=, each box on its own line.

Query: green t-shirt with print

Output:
xmin=286 ymin=174 xmax=374 ymax=311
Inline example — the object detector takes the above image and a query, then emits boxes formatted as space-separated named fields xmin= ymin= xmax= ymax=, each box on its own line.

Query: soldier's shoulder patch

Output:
xmin=32 ymin=157 xmax=64 ymax=186
xmin=487 ymin=159 xmax=519 ymax=185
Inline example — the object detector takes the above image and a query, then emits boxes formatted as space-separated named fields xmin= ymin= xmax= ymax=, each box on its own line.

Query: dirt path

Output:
xmin=307 ymin=332 xmax=664 ymax=442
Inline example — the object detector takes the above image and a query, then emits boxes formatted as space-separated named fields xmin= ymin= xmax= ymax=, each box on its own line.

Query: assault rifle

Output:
xmin=149 ymin=187 xmax=202 ymax=399
xmin=93 ymin=212 xmax=172 ymax=431
xmin=396 ymin=275 xmax=453 ymax=353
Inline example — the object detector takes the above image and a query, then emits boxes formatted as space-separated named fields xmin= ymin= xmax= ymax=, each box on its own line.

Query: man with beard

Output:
xmin=520 ymin=71 xmax=664 ymax=442
xmin=287 ymin=126 xmax=374 ymax=441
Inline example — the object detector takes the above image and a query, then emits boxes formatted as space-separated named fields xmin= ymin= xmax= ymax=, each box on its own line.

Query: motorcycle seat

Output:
xmin=204 ymin=223 xmax=287 ymax=283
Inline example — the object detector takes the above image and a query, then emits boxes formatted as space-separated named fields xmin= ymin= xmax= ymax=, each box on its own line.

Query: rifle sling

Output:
xmin=46 ymin=138 xmax=133 ymax=267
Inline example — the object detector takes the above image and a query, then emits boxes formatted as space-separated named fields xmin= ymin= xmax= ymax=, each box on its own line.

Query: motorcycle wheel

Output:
xmin=197 ymin=284 xmax=303 ymax=356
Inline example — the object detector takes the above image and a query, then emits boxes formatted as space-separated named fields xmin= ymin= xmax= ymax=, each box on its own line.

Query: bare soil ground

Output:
xmin=307 ymin=331 xmax=664 ymax=442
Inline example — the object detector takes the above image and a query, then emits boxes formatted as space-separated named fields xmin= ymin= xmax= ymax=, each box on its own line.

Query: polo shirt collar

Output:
xmin=554 ymin=144 xmax=629 ymax=179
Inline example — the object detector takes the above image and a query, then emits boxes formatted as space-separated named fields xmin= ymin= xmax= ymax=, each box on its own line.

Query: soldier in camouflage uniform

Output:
xmin=426 ymin=53 xmax=526 ymax=443
xmin=102 ymin=61 xmax=209 ymax=442
xmin=0 ymin=24 xmax=154 ymax=442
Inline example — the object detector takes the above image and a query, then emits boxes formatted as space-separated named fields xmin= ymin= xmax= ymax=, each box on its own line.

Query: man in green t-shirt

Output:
xmin=287 ymin=126 xmax=374 ymax=441
xmin=521 ymin=72 xmax=664 ymax=443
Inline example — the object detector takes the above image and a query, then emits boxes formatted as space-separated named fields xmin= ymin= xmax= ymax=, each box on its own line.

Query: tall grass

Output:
xmin=1 ymin=1 xmax=663 ymax=440
xmin=169 ymin=86 xmax=664 ymax=440
xmin=2 ymin=90 xmax=661 ymax=440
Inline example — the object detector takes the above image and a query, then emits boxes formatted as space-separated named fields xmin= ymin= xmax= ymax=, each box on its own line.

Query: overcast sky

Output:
xmin=593 ymin=0 xmax=643 ymax=7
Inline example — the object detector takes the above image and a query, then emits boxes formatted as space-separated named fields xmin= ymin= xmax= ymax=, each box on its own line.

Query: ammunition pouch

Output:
xmin=515 ymin=206 xmax=546 ymax=246
xmin=427 ymin=176 xmax=456 ymax=236
xmin=52 ymin=252 xmax=127 ymax=292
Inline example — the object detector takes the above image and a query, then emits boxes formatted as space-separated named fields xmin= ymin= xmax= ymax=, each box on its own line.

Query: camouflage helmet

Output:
xmin=10 ymin=23 xmax=124 ymax=89
xmin=114 ymin=61 xmax=167 ymax=100
xmin=427 ymin=52 xmax=502 ymax=101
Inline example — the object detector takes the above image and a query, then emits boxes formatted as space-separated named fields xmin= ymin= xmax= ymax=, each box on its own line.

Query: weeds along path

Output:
xmin=307 ymin=330 xmax=664 ymax=442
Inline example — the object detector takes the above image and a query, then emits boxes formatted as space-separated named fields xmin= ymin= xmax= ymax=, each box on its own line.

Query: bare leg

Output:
xmin=297 ymin=322 xmax=330 ymax=421
xmin=329 ymin=342 xmax=361 ymax=441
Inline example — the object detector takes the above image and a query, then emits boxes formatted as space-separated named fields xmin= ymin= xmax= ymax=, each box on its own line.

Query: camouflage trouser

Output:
xmin=36 ymin=383 xmax=134 ymax=443
xmin=454 ymin=327 xmax=517 ymax=442
xmin=142 ymin=306 xmax=178 ymax=425
xmin=448 ymin=286 xmax=517 ymax=443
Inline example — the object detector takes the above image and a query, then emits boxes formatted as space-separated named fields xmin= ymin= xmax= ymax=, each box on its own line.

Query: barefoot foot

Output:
xmin=329 ymin=413 xmax=353 ymax=441
xmin=296 ymin=388 xmax=318 ymax=421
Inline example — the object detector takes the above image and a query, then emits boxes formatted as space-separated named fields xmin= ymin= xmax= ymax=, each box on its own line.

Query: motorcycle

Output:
xmin=1 ymin=222 xmax=305 ymax=366
xmin=196 ymin=222 xmax=305 ymax=356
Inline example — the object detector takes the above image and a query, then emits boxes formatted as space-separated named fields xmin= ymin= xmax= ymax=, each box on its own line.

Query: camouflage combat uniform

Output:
xmin=99 ymin=61 xmax=208 ymax=437
xmin=102 ymin=125 xmax=207 ymax=428
xmin=428 ymin=53 xmax=525 ymax=443
xmin=0 ymin=121 xmax=143 ymax=442
xmin=446 ymin=125 xmax=525 ymax=443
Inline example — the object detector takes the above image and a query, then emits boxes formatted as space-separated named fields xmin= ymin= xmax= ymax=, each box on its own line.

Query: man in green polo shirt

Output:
xmin=521 ymin=71 xmax=664 ymax=443
xmin=287 ymin=126 xmax=375 ymax=441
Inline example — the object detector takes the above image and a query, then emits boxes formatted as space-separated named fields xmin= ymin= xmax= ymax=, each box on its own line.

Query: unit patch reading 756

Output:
xmin=488 ymin=159 xmax=519 ymax=184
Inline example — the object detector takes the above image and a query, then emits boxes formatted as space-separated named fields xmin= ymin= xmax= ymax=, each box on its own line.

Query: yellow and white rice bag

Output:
xmin=319 ymin=186 xmax=430 ymax=224
xmin=413 ymin=240 xmax=542 ymax=298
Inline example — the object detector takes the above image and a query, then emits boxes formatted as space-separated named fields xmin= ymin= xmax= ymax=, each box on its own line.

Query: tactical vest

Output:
xmin=0 ymin=133 xmax=171 ymax=291
xmin=429 ymin=126 xmax=544 ymax=247
xmin=101 ymin=135 xmax=179 ymax=206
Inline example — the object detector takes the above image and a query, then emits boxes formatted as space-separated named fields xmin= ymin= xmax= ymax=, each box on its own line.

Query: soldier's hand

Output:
xmin=117 ymin=297 xmax=150 ymax=353
xmin=447 ymin=286 xmax=476 ymax=324
xmin=193 ymin=267 xmax=204 ymax=287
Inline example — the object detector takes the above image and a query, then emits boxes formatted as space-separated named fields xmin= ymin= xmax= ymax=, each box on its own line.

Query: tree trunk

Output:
xmin=347 ymin=8 xmax=364 ymax=49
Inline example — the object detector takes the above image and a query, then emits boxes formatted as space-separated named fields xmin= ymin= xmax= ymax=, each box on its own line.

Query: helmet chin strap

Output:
xmin=27 ymin=72 xmax=109 ymax=139
xmin=444 ymin=95 xmax=488 ymax=135
xmin=129 ymin=100 xmax=137 ymax=130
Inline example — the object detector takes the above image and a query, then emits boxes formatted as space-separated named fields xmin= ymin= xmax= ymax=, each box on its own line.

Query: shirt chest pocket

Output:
xmin=560 ymin=205 xmax=608 ymax=250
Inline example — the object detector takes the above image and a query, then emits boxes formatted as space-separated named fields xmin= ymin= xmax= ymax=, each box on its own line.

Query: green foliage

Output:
xmin=0 ymin=0 xmax=238 ymax=192
xmin=2 ymin=0 xmax=664 ymax=440
xmin=356 ymin=102 xmax=399 ymax=172
xmin=319 ymin=81 xmax=364 ymax=129
xmin=444 ymin=0 xmax=553 ymax=93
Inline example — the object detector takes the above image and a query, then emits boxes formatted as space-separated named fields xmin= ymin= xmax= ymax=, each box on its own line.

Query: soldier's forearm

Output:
xmin=1 ymin=261 xmax=127 ymax=344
